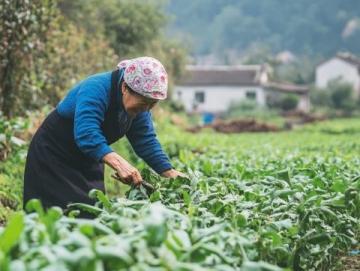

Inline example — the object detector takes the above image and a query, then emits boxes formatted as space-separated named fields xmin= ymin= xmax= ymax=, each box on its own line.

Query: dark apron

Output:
xmin=23 ymin=70 xmax=133 ymax=210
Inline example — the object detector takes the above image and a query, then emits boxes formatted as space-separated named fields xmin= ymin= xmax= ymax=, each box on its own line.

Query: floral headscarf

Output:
xmin=117 ymin=56 xmax=168 ymax=100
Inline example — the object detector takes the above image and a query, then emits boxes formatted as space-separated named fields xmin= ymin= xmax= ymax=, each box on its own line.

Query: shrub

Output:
xmin=311 ymin=79 xmax=358 ymax=116
xmin=280 ymin=94 xmax=299 ymax=111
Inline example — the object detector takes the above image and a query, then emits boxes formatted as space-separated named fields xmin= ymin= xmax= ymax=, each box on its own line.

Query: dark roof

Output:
xmin=263 ymin=81 xmax=309 ymax=95
xmin=336 ymin=52 xmax=360 ymax=68
xmin=318 ymin=52 xmax=360 ymax=70
xmin=178 ymin=65 xmax=262 ymax=86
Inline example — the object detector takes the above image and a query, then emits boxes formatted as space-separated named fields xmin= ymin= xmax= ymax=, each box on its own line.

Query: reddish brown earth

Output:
xmin=186 ymin=119 xmax=279 ymax=133
xmin=339 ymin=254 xmax=360 ymax=271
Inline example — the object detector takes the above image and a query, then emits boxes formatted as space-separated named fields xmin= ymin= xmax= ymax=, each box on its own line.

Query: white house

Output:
xmin=174 ymin=65 xmax=310 ymax=113
xmin=316 ymin=53 xmax=360 ymax=97
xmin=174 ymin=65 xmax=268 ymax=113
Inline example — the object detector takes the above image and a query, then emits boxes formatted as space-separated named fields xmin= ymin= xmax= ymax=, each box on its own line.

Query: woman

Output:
xmin=23 ymin=56 xmax=184 ymax=210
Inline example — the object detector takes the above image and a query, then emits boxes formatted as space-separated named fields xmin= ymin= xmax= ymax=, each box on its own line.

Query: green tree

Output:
xmin=24 ymin=16 xmax=117 ymax=110
xmin=309 ymin=86 xmax=332 ymax=107
xmin=167 ymin=0 xmax=360 ymax=58
xmin=58 ymin=0 xmax=187 ymax=93
xmin=58 ymin=0 xmax=167 ymax=57
xmin=280 ymin=94 xmax=299 ymax=111
xmin=1 ymin=0 xmax=186 ymax=116
xmin=328 ymin=79 xmax=356 ymax=114
xmin=311 ymin=79 xmax=358 ymax=115
xmin=0 ymin=0 xmax=55 ymax=117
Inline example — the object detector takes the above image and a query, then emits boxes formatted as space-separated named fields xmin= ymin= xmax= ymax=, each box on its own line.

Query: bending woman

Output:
xmin=23 ymin=56 xmax=184 ymax=209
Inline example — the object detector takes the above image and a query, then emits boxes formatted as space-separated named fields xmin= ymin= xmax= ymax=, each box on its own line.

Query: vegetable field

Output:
xmin=0 ymin=118 xmax=359 ymax=271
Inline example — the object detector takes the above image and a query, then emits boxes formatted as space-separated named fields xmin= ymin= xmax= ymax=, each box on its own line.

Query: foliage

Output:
xmin=224 ymin=100 xmax=282 ymax=125
xmin=26 ymin=15 xmax=117 ymax=110
xmin=1 ymin=145 xmax=359 ymax=269
xmin=58 ymin=0 xmax=166 ymax=55
xmin=0 ymin=0 xmax=118 ymax=117
xmin=1 ymin=117 xmax=360 ymax=269
xmin=0 ymin=193 xmax=278 ymax=270
xmin=329 ymin=80 xmax=357 ymax=113
xmin=242 ymin=44 xmax=275 ymax=65
xmin=1 ymin=0 xmax=186 ymax=117
xmin=58 ymin=0 xmax=188 ymax=85
xmin=310 ymin=79 xmax=358 ymax=116
xmin=101 ymin=0 xmax=167 ymax=57
xmin=279 ymin=95 xmax=299 ymax=111
xmin=0 ymin=0 xmax=56 ymax=117
xmin=228 ymin=100 xmax=258 ymax=113
xmin=272 ymin=57 xmax=317 ymax=84
xmin=0 ymin=115 xmax=27 ymax=161
xmin=1 ymin=103 xmax=360 ymax=268
xmin=167 ymin=0 xmax=360 ymax=57
xmin=266 ymin=93 xmax=299 ymax=112
xmin=309 ymin=87 xmax=332 ymax=108
xmin=0 ymin=114 xmax=27 ymax=223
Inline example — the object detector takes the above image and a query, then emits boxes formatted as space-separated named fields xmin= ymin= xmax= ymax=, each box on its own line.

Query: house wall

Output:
xmin=173 ymin=85 xmax=266 ymax=113
xmin=316 ymin=58 xmax=360 ymax=96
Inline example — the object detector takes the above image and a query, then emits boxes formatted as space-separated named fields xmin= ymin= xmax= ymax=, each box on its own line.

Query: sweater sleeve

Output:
xmin=126 ymin=111 xmax=172 ymax=174
xmin=74 ymin=78 xmax=113 ymax=161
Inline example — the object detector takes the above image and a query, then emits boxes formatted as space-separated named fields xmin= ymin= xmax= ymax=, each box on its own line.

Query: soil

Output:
xmin=186 ymin=119 xmax=279 ymax=133
xmin=283 ymin=110 xmax=327 ymax=126
xmin=339 ymin=254 xmax=360 ymax=271
xmin=185 ymin=111 xmax=327 ymax=134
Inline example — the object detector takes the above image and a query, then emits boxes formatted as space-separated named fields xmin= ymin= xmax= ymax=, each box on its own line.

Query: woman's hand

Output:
xmin=102 ymin=152 xmax=142 ymax=186
xmin=161 ymin=169 xmax=187 ymax=179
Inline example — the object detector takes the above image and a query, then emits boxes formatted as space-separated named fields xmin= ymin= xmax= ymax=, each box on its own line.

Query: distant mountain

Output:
xmin=166 ymin=0 xmax=360 ymax=60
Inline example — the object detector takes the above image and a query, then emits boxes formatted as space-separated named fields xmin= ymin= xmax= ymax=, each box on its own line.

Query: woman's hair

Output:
xmin=119 ymin=76 xmax=136 ymax=96
xmin=124 ymin=82 xmax=140 ymax=97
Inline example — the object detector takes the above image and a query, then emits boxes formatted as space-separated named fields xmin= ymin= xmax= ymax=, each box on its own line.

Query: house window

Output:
xmin=195 ymin=91 xmax=205 ymax=103
xmin=246 ymin=91 xmax=256 ymax=100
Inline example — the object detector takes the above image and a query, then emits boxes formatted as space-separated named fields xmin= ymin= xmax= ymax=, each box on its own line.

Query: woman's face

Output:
xmin=121 ymin=82 xmax=158 ymax=117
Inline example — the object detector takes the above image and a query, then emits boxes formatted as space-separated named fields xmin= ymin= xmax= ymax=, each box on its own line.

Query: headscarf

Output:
xmin=117 ymin=56 xmax=168 ymax=100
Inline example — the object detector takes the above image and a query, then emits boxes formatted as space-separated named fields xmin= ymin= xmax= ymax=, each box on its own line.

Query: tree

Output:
xmin=309 ymin=86 xmax=332 ymax=107
xmin=280 ymin=94 xmax=299 ymax=111
xmin=328 ymin=79 xmax=356 ymax=114
xmin=166 ymin=0 xmax=360 ymax=58
xmin=58 ymin=0 xmax=187 ymax=94
xmin=1 ymin=0 xmax=186 ymax=116
xmin=311 ymin=79 xmax=358 ymax=115
xmin=58 ymin=0 xmax=167 ymax=57
xmin=0 ymin=0 xmax=55 ymax=117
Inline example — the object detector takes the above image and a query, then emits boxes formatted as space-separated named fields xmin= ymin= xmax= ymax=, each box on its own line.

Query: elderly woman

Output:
xmin=23 ymin=56 xmax=183 ymax=210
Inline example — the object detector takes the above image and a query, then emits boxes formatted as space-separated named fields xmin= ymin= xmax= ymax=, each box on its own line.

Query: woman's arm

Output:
xmin=74 ymin=78 xmax=113 ymax=161
xmin=102 ymin=152 xmax=142 ymax=185
xmin=126 ymin=111 xmax=174 ymax=175
xmin=73 ymin=79 xmax=143 ymax=185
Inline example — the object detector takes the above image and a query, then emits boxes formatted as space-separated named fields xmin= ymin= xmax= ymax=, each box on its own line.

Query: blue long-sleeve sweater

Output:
xmin=56 ymin=70 xmax=172 ymax=174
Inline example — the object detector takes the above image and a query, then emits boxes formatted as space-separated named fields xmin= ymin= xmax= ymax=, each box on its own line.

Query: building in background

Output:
xmin=263 ymin=82 xmax=310 ymax=112
xmin=316 ymin=52 xmax=360 ymax=97
xmin=174 ymin=65 xmax=309 ymax=113
xmin=174 ymin=65 xmax=268 ymax=113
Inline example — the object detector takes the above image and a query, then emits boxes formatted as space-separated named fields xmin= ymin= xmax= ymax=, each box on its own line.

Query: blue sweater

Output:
xmin=56 ymin=70 xmax=172 ymax=174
